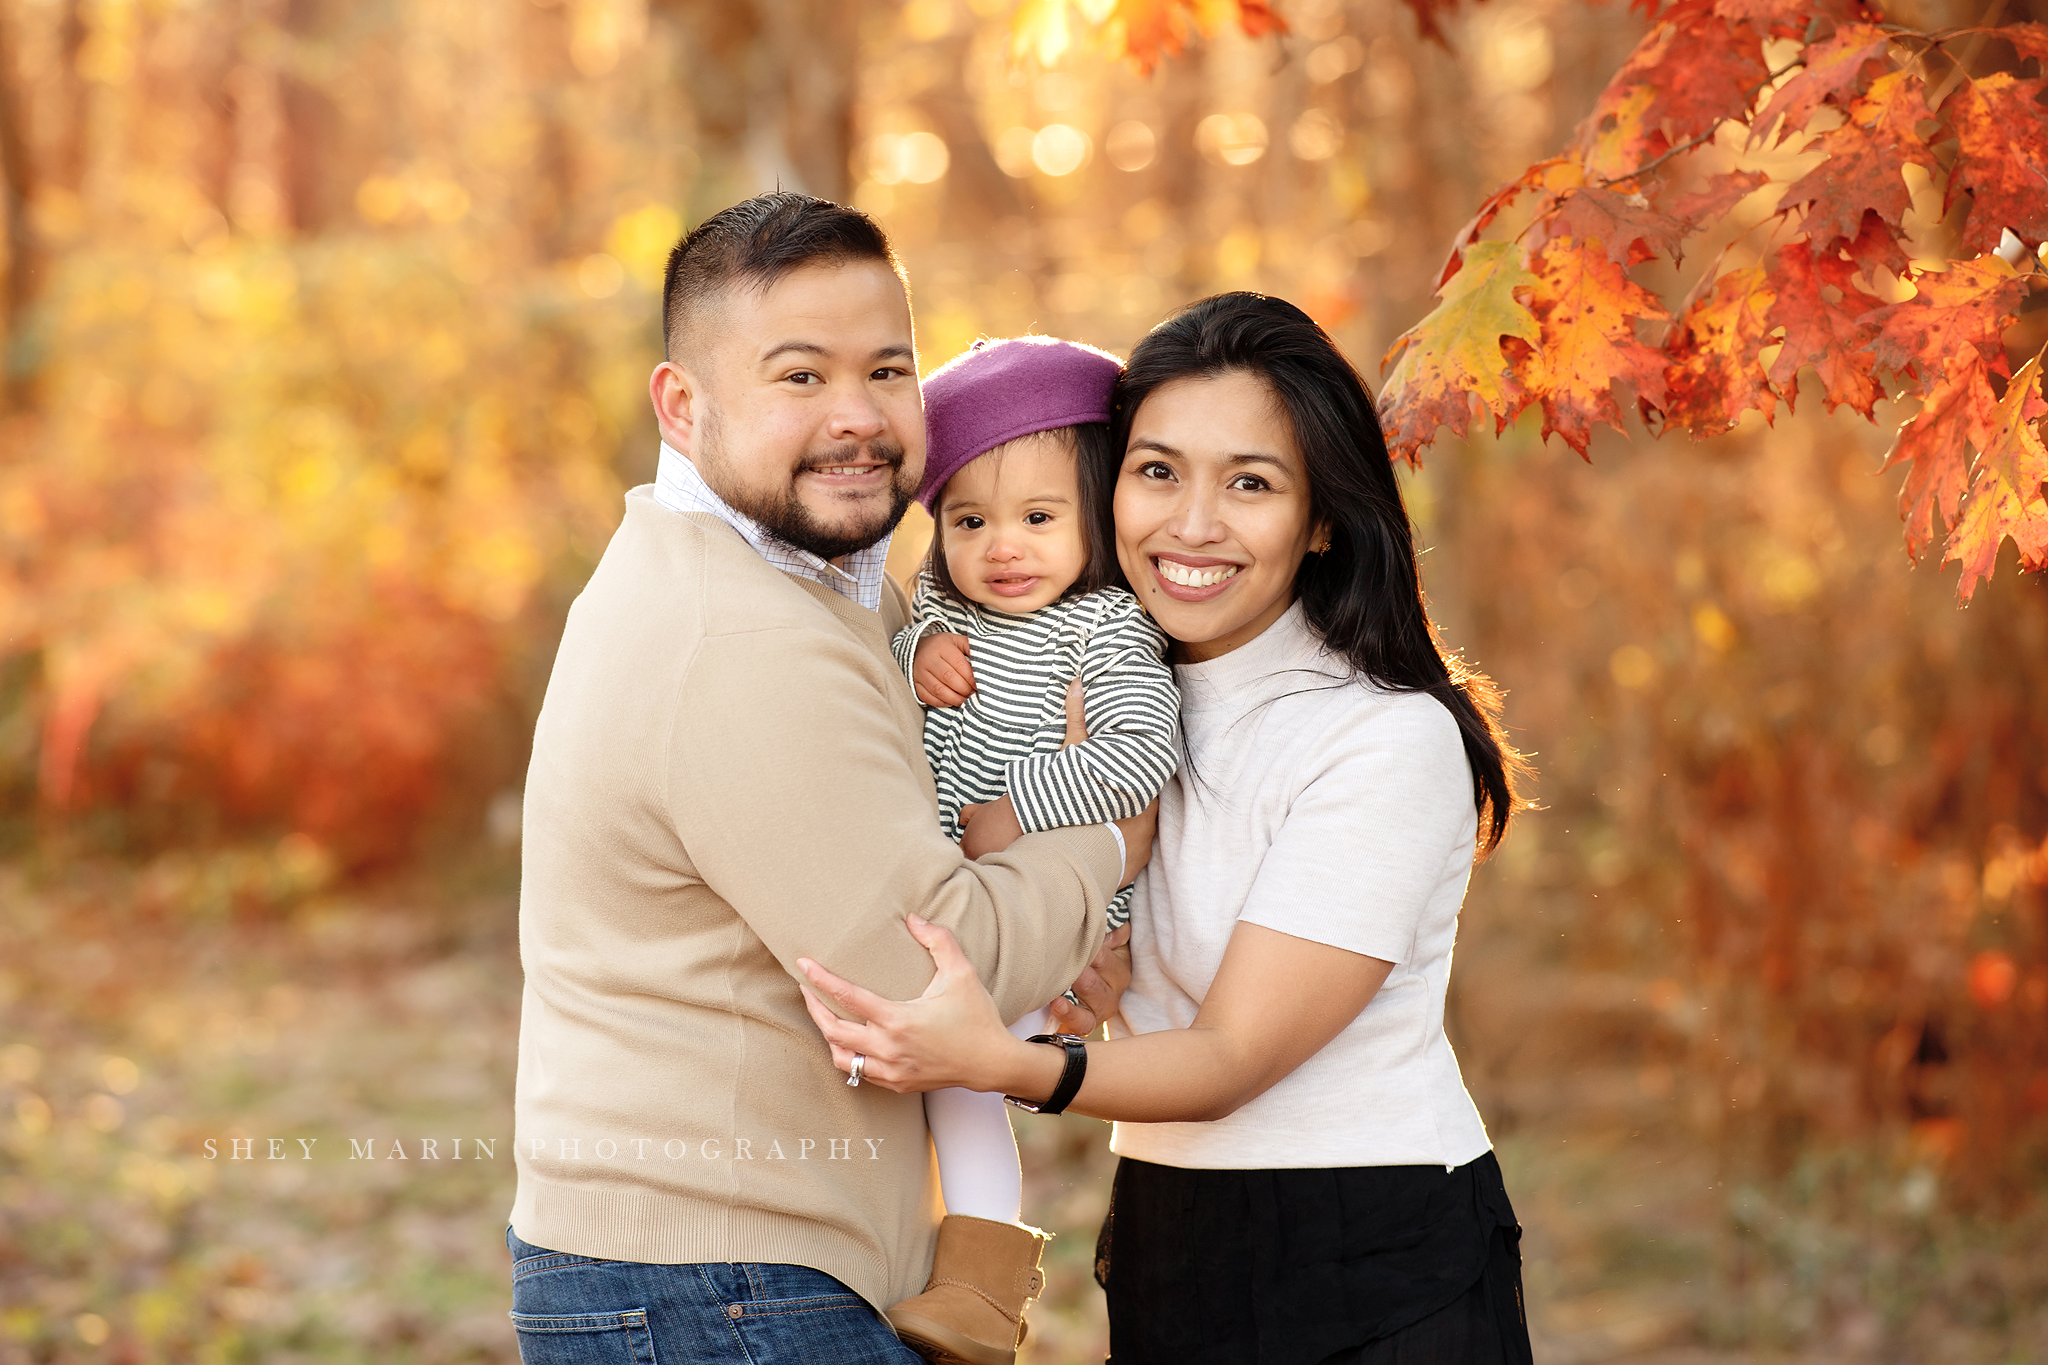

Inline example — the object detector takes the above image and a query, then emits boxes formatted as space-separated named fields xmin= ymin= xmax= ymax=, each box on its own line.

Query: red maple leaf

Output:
xmin=1779 ymin=72 xmax=1936 ymax=250
xmin=1519 ymin=237 xmax=1674 ymax=454
xmin=1943 ymin=72 xmax=2048 ymax=255
xmin=1713 ymin=0 xmax=1876 ymax=33
xmin=1753 ymin=22 xmax=1896 ymax=138
xmin=1840 ymin=210 xmax=1911 ymax=277
xmin=1861 ymin=255 xmax=2032 ymax=383
xmin=1543 ymin=187 xmax=1691 ymax=267
xmin=1667 ymin=169 xmax=1772 ymax=227
xmin=1764 ymin=244 xmax=1883 ymax=418
xmin=1662 ymin=264 xmax=1781 ymax=435
xmin=1995 ymin=23 xmax=2048 ymax=68
xmin=1574 ymin=11 xmax=1769 ymax=181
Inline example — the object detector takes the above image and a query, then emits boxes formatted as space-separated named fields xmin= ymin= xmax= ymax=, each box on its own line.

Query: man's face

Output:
xmin=654 ymin=259 xmax=924 ymax=560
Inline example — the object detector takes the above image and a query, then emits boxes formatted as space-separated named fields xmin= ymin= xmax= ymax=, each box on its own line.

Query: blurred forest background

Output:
xmin=3 ymin=0 xmax=2047 ymax=1361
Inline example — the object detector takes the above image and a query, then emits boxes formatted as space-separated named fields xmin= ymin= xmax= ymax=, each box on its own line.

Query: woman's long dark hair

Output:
xmin=1112 ymin=292 xmax=1528 ymax=853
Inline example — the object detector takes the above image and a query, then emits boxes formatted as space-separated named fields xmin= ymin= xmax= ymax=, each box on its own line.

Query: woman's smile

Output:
xmin=1152 ymin=554 xmax=1243 ymax=596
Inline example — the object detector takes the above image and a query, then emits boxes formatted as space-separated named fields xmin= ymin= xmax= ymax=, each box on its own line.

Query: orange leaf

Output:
xmin=1661 ymin=265 xmax=1780 ymax=435
xmin=1942 ymin=73 xmax=2048 ymax=255
xmin=1069 ymin=0 xmax=1286 ymax=74
xmin=1946 ymin=352 xmax=2048 ymax=600
xmin=1862 ymin=254 xmax=2030 ymax=384
xmin=1435 ymin=159 xmax=1579 ymax=291
xmin=1764 ymin=244 xmax=1881 ymax=418
xmin=1520 ymin=237 xmax=1673 ymax=455
xmin=1779 ymin=71 xmax=1936 ymax=250
xmin=1379 ymin=240 xmax=1541 ymax=459
xmin=1884 ymin=351 xmax=2000 ymax=561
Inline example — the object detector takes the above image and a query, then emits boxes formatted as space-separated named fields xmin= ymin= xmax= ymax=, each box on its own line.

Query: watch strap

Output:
xmin=1005 ymin=1034 xmax=1088 ymax=1115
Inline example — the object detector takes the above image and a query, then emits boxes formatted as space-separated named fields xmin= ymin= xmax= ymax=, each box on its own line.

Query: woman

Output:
xmin=800 ymin=293 xmax=1533 ymax=1364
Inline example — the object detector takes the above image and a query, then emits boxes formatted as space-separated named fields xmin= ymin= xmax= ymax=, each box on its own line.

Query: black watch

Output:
xmin=1005 ymin=1034 xmax=1090 ymax=1115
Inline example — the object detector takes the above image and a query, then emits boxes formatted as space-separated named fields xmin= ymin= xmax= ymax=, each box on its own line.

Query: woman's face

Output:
xmin=1113 ymin=369 xmax=1325 ymax=663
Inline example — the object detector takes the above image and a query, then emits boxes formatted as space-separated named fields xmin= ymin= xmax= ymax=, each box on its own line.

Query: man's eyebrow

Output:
xmin=760 ymin=340 xmax=830 ymax=365
xmin=759 ymin=341 xmax=916 ymax=367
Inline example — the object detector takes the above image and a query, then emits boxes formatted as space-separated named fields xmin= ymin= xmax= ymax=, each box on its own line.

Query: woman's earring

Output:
xmin=1313 ymin=540 xmax=1332 ymax=554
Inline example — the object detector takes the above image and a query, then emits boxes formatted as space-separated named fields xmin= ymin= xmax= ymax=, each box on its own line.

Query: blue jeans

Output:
xmin=506 ymin=1228 xmax=921 ymax=1364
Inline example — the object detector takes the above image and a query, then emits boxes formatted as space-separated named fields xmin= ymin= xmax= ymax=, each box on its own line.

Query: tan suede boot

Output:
xmin=886 ymin=1215 xmax=1049 ymax=1365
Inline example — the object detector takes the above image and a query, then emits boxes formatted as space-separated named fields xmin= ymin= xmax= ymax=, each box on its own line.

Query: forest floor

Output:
xmin=1 ymin=850 xmax=2043 ymax=1364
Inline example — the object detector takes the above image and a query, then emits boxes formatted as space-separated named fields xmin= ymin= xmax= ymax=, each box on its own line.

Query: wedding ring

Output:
xmin=847 ymin=1054 xmax=866 ymax=1087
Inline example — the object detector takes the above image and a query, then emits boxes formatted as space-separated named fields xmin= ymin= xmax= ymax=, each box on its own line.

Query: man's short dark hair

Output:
xmin=661 ymin=193 xmax=903 ymax=359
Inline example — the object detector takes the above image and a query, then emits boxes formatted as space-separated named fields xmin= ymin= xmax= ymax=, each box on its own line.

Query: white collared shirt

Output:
xmin=652 ymin=441 xmax=892 ymax=612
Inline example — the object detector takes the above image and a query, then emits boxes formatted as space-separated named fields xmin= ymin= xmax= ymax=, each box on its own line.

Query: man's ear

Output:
xmin=650 ymin=359 xmax=703 ymax=454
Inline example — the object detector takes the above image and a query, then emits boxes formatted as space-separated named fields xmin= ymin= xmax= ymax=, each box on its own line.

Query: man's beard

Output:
xmin=698 ymin=411 xmax=916 ymax=561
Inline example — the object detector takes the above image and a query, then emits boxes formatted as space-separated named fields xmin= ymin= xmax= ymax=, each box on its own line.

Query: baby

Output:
xmin=884 ymin=337 xmax=1180 ymax=1365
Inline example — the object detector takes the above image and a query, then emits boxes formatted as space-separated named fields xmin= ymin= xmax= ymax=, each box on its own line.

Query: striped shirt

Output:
xmin=891 ymin=571 xmax=1181 ymax=929
xmin=652 ymin=441 xmax=891 ymax=611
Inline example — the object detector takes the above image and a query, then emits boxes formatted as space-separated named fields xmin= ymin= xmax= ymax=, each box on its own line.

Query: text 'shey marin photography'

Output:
xmin=194 ymin=1135 xmax=894 ymax=1162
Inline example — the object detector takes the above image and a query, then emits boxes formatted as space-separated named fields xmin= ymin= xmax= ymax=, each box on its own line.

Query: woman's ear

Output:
xmin=1309 ymin=517 xmax=1334 ymax=556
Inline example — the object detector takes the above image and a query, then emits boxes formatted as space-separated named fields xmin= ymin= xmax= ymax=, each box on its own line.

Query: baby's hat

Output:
xmin=917 ymin=335 xmax=1122 ymax=512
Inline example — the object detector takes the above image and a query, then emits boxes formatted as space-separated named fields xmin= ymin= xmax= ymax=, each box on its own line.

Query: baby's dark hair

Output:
xmin=926 ymin=423 xmax=1125 ymax=606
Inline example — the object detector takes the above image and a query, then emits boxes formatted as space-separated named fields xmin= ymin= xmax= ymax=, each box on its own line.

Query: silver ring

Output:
xmin=847 ymin=1054 xmax=866 ymax=1087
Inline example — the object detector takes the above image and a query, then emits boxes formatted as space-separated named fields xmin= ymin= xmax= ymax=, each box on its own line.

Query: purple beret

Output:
xmin=917 ymin=335 xmax=1123 ymax=512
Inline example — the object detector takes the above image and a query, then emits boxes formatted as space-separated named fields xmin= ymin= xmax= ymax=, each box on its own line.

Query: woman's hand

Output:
xmin=798 ymin=916 xmax=1037 ymax=1095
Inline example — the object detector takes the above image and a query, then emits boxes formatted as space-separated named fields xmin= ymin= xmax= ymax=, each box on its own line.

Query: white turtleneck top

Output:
xmin=1109 ymin=601 xmax=1493 ymax=1171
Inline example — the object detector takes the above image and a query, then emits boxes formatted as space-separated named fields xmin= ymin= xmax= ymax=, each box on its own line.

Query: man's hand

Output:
xmin=913 ymin=633 xmax=976 ymax=707
xmin=958 ymin=794 xmax=1024 ymax=859
xmin=1049 ymin=923 xmax=1132 ymax=1034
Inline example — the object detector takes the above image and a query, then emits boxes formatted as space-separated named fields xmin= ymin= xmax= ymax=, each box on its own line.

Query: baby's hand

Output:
xmin=913 ymin=633 xmax=976 ymax=707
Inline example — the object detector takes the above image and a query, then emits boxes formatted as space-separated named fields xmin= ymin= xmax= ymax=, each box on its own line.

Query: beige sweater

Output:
xmin=510 ymin=488 xmax=1119 ymax=1311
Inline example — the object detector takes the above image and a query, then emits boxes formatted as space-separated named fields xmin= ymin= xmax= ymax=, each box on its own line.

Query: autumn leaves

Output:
xmin=1377 ymin=3 xmax=2048 ymax=601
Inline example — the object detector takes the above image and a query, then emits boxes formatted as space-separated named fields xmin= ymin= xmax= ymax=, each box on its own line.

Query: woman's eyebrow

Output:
xmin=1225 ymin=452 xmax=1289 ymax=469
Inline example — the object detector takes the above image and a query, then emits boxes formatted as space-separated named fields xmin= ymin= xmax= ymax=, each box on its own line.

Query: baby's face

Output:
xmin=938 ymin=431 xmax=1089 ymax=614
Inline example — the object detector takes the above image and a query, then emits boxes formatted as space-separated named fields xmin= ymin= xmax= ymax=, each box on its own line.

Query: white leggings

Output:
xmin=921 ymin=1007 xmax=1049 ymax=1224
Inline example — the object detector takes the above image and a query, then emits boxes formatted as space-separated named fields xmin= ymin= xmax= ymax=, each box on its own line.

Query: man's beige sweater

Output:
xmin=510 ymin=488 xmax=1119 ymax=1311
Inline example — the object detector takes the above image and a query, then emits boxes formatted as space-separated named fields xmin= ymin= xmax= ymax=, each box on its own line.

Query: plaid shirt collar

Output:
xmin=651 ymin=441 xmax=891 ymax=612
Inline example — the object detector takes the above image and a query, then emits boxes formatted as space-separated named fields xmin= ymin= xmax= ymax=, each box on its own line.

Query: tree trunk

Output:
xmin=0 ymin=0 xmax=39 ymax=411
xmin=660 ymin=0 xmax=858 ymax=204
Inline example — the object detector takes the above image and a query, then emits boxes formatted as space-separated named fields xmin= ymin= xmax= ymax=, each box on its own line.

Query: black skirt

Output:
xmin=1095 ymin=1150 xmax=1532 ymax=1365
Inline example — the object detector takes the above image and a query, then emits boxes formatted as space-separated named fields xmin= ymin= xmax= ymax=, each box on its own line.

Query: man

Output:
xmin=506 ymin=192 xmax=1150 ymax=1363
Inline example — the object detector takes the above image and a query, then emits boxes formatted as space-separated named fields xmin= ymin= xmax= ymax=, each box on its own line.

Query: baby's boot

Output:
xmin=885 ymin=1215 xmax=1048 ymax=1365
